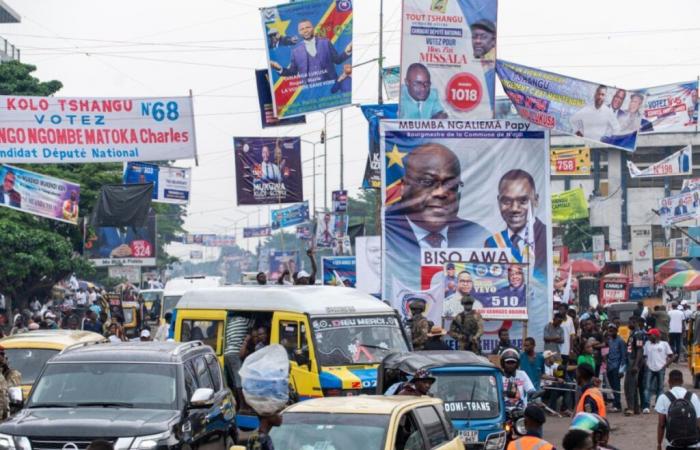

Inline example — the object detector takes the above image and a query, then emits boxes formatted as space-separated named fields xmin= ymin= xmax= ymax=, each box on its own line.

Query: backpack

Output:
xmin=665 ymin=390 xmax=700 ymax=447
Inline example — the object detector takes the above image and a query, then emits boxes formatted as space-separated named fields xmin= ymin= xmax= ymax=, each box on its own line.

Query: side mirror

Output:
xmin=8 ymin=387 xmax=22 ymax=406
xmin=293 ymin=348 xmax=310 ymax=368
xmin=189 ymin=388 xmax=214 ymax=408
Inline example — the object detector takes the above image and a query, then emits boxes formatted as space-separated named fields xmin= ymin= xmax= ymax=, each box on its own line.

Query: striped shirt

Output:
xmin=224 ymin=316 xmax=251 ymax=355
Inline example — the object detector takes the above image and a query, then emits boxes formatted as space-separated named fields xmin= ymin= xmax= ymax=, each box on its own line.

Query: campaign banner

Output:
xmin=496 ymin=60 xmax=645 ymax=152
xmin=551 ymin=188 xmax=589 ymax=222
xmin=356 ymin=236 xmax=381 ymax=297
xmin=296 ymin=224 xmax=312 ymax=240
xmin=84 ymin=211 xmax=157 ymax=267
xmin=627 ymin=145 xmax=692 ymax=178
xmin=107 ymin=266 xmax=141 ymax=284
xmin=550 ymin=147 xmax=590 ymax=176
xmin=261 ymin=0 xmax=353 ymax=118
xmin=271 ymin=201 xmax=309 ymax=229
xmin=234 ymin=137 xmax=303 ymax=205
xmin=316 ymin=212 xmax=348 ymax=248
xmin=332 ymin=189 xmax=348 ymax=212
xmin=255 ymin=69 xmax=307 ymax=128
xmin=641 ymin=81 xmax=698 ymax=133
xmin=0 ymin=164 xmax=80 ymax=224
xmin=124 ymin=162 xmax=191 ymax=205
xmin=381 ymin=119 xmax=551 ymax=346
xmin=333 ymin=235 xmax=352 ymax=256
xmin=268 ymin=250 xmax=299 ymax=282
xmin=0 ymin=96 xmax=196 ymax=163
xmin=631 ymin=225 xmax=653 ymax=288
xmin=361 ymin=104 xmax=398 ymax=189
xmin=322 ymin=256 xmax=356 ymax=287
xmin=399 ymin=0 xmax=497 ymax=119
xmin=243 ymin=226 xmax=272 ymax=238
xmin=189 ymin=250 xmax=203 ymax=260
xmin=658 ymin=190 xmax=700 ymax=227
xmin=181 ymin=234 xmax=236 ymax=246
xmin=382 ymin=66 xmax=401 ymax=99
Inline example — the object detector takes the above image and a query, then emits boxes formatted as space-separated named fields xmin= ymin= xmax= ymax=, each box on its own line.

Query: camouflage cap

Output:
xmin=408 ymin=298 xmax=427 ymax=310
xmin=460 ymin=295 xmax=475 ymax=305
xmin=412 ymin=368 xmax=436 ymax=383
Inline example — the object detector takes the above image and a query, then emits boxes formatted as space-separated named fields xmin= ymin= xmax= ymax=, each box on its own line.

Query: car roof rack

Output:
xmin=59 ymin=339 xmax=108 ymax=355
xmin=172 ymin=340 xmax=203 ymax=356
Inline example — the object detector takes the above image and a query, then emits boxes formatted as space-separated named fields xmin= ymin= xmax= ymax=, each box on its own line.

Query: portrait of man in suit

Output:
xmin=0 ymin=169 xmax=21 ymax=208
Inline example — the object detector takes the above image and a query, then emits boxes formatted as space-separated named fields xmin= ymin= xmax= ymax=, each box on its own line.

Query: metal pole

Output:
xmin=313 ymin=143 xmax=317 ymax=213
xmin=340 ymin=109 xmax=344 ymax=190
xmin=324 ymin=113 xmax=328 ymax=210
xmin=378 ymin=0 xmax=384 ymax=104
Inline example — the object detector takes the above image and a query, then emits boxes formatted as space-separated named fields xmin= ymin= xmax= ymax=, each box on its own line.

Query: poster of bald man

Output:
xmin=381 ymin=119 xmax=552 ymax=346
xmin=399 ymin=0 xmax=497 ymax=120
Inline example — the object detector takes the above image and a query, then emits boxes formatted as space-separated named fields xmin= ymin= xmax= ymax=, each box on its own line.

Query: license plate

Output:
xmin=459 ymin=430 xmax=479 ymax=444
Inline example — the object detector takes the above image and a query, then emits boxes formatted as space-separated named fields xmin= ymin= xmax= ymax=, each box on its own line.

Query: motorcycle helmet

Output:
xmin=500 ymin=348 xmax=520 ymax=369
xmin=570 ymin=412 xmax=608 ymax=434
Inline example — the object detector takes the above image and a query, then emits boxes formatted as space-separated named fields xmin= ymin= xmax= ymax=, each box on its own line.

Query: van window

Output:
xmin=395 ymin=412 xmax=425 ymax=450
xmin=194 ymin=356 xmax=214 ymax=390
xmin=415 ymin=406 xmax=449 ymax=448
xmin=181 ymin=320 xmax=222 ymax=351
xmin=279 ymin=321 xmax=299 ymax=359
xmin=205 ymin=354 xmax=222 ymax=392
xmin=184 ymin=362 xmax=198 ymax=400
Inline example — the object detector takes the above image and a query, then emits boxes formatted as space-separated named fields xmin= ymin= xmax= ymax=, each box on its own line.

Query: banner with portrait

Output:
xmin=84 ymin=210 xmax=157 ymax=267
xmin=641 ymin=81 xmax=698 ymax=133
xmin=550 ymin=147 xmax=590 ymax=176
xmin=627 ymin=145 xmax=692 ymax=178
xmin=255 ymin=69 xmax=307 ymax=128
xmin=381 ymin=119 xmax=551 ymax=346
xmin=356 ymin=236 xmax=381 ymax=298
xmin=271 ymin=201 xmax=309 ymax=229
xmin=322 ymin=256 xmax=356 ymax=287
xmin=268 ymin=250 xmax=299 ymax=282
xmin=243 ymin=226 xmax=272 ymax=238
xmin=400 ymin=0 xmax=497 ymax=119
xmin=181 ymin=234 xmax=236 ymax=247
xmin=361 ymin=104 xmax=398 ymax=189
xmin=551 ymin=188 xmax=590 ymax=222
xmin=0 ymin=164 xmax=80 ymax=224
xmin=332 ymin=189 xmax=348 ymax=212
xmin=315 ymin=211 xmax=348 ymax=248
xmin=496 ymin=60 xmax=645 ymax=152
xmin=260 ymin=0 xmax=353 ymax=118
xmin=631 ymin=225 xmax=653 ymax=288
xmin=124 ymin=162 xmax=191 ymax=205
xmin=658 ymin=190 xmax=700 ymax=227
xmin=234 ymin=137 xmax=303 ymax=205
xmin=296 ymin=223 xmax=312 ymax=240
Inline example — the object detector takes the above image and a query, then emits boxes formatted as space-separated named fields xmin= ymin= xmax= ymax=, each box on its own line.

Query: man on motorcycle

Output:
xmin=506 ymin=404 xmax=555 ymax=450
xmin=570 ymin=412 xmax=618 ymax=450
xmin=501 ymin=348 xmax=537 ymax=408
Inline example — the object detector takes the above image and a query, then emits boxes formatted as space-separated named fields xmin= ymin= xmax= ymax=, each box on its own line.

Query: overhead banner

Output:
xmin=381 ymin=119 xmax=551 ymax=346
xmin=361 ymin=104 xmax=398 ymax=189
xmin=0 ymin=164 xmax=80 ymax=224
xmin=0 ymin=96 xmax=196 ymax=163
xmin=93 ymin=183 xmax=153 ymax=228
xmin=271 ymin=201 xmax=309 ymax=229
xmin=641 ymin=81 xmax=698 ymax=133
xmin=243 ymin=226 xmax=272 ymax=238
xmin=254 ymin=69 xmax=307 ymax=128
xmin=356 ymin=236 xmax=381 ymax=297
xmin=332 ymin=189 xmax=347 ymax=212
xmin=496 ymin=60 xmax=645 ymax=152
xmin=550 ymin=147 xmax=591 ymax=176
xmin=400 ymin=0 xmax=497 ymax=119
xmin=261 ymin=0 xmax=353 ymax=118
xmin=234 ymin=137 xmax=303 ymax=205
xmin=627 ymin=145 xmax=692 ymax=178
xmin=322 ymin=256 xmax=356 ymax=287
xmin=84 ymin=211 xmax=157 ymax=267
xmin=631 ymin=225 xmax=653 ymax=288
xmin=124 ymin=162 xmax=191 ymax=205
xmin=551 ymin=188 xmax=589 ymax=222
xmin=268 ymin=250 xmax=299 ymax=282
xmin=315 ymin=211 xmax=348 ymax=248
xmin=658 ymin=190 xmax=700 ymax=227
xmin=382 ymin=66 xmax=401 ymax=99
xmin=181 ymin=234 xmax=236 ymax=247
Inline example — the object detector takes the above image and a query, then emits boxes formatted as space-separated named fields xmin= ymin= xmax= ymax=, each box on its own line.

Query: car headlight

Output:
xmin=0 ymin=435 xmax=30 ymax=450
xmin=131 ymin=431 xmax=172 ymax=450
xmin=484 ymin=431 xmax=506 ymax=450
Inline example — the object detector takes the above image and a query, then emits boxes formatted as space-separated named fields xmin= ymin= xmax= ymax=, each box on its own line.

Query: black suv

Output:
xmin=0 ymin=341 xmax=236 ymax=450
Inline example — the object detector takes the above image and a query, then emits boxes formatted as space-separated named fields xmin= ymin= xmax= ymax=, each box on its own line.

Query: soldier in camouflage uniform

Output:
xmin=449 ymin=295 xmax=484 ymax=353
xmin=408 ymin=299 xmax=430 ymax=351
xmin=0 ymin=346 xmax=21 ymax=420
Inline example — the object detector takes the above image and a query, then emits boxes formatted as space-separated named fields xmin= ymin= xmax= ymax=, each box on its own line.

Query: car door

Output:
xmin=191 ymin=355 xmax=226 ymax=450
xmin=273 ymin=312 xmax=321 ymax=399
xmin=413 ymin=405 xmax=463 ymax=450
xmin=205 ymin=353 xmax=236 ymax=445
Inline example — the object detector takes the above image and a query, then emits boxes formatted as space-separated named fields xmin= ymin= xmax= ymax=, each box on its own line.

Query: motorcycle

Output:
xmin=504 ymin=390 xmax=546 ymax=445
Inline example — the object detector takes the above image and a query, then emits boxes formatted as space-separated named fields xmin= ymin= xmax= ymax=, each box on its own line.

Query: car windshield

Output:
xmin=432 ymin=372 xmax=500 ymax=419
xmin=270 ymin=412 xmax=389 ymax=450
xmin=163 ymin=295 xmax=181 ymax=316
xmin=29 ymin=363 xmax=178 ymax=409
xmin=311 ymin=315 xmax=408 ymax=366
xmin=141 ymin=291 xmax=162 ymax=302
xmin=5 ymin=349 xmax=58 ymax=385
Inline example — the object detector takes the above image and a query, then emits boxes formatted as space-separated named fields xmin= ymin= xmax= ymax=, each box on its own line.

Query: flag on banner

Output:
xmin=551 ymin=188 xmax=590 ymax=222
xmin=627 ymin=145 xmax=692 ymax=178
xmin=255 ymin=69 xmax=307 ymax=128
xmin=496 ymin=60 xmax=645 ymax=152
xmin=322 ymin=256 xmax=356 ymax=287
xmin=361 ymin=104 xmax=398 ymax=189
xmin=261 ymin=0 xmax=353 ymax=118
xmin=641 ymin=81 xmax=698 ymax=133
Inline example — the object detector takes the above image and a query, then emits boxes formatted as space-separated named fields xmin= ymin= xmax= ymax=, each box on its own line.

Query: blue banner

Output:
xmin=361 ymin=104 xmax=397 ymax=189
xmin=261 ymin=0 xmax=353 ymax=118
xmin=124 ymin=162 xmax=190 ymax=205
xmin=255 ymin=69 xmax=306 ymax=128
xmin=243 ymin=226 xmax=272 ymax=238
xmin=271 ymin=201 xmax=309 ymax=229
xmin=322 ymin=256 xmax=356 ymax=287
xmin=496 ymin=60 xmax=645 ymax=152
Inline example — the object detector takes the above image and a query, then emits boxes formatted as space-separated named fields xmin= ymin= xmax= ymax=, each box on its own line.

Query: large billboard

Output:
xmin=0 ymin=96 xmax=196 ymax=163
xmin=261 ymin=0 xmax=353 ymax=118
xmin=234 ymin=137 xmax=303 ymax=205
xmin=124 ymin=162 xmax=191 ymax=205
xmin=399 ymin=0 xmax=497 ymax=119
xmin=84 ymin=211 xmax=157 ymax=267
xmin=641 ymin=81 xmax=698 ymax=133
xmin=381 ymin=119 xmax=551 ymax=346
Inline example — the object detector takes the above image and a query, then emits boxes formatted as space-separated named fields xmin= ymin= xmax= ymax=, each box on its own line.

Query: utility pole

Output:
xmin=378 ymin=0 xmax=384 ymax=105
xmin=340 ymin=108 xmax=344 ymax=190
xmin=323 ymin=115 xmax=328 ymax=211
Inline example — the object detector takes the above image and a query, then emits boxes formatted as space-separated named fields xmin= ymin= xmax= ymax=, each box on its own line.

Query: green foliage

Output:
xmin=0 ymin=61 xmax=62 ymax=96
xmin=562 ymin=219 xmax=599 ymax=253
xmin=348 ymin=189 xmax=379 ymax=235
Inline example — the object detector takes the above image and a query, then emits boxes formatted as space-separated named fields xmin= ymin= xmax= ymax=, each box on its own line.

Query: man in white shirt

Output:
xmin=570 ymin=85 xmax=621 ymax=141
xmin=655 ymin=369 xmax=700 ymax=450
xmin=75 ymin=289 xmax=88 ymax=307
xmin=443 ymin=271 xmax=484 ymax=317
xmin=643 ymin=328 xmax=674 ymax=413
xmin=259 ymin=145 xmax=282 ymax=183
xmin=668 ymin=302 xmax=685 ymax=361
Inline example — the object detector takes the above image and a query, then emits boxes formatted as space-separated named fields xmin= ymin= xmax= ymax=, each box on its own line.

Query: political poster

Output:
xmin=631 ymin=225 xmax=653 ymax=288
xmin=243 ymin=226 xmax=272 ymax=238
xmin=234 ymin=137 xmax=303 ymax=205
xmin=296 ymin=224 xmax=312 ymax=240
xmin=332 ymin=235 xmax=352 ymax=256
xmin=356 ymin=236 xmax=381 ymax=297
xmin=551 ymin=188 xmax=589 ymax=222
xmin=550 ymin=147 xmax=590 ymax=176
xmin=189 ymin=250 xmax=203 ymax=260
xmin=0 ymin=164 xmax=80 ymax=224
xmin=108 ymin=266 xmax=141 ymax=284
xmin=124 ymin=162 xmax=191 ymax=205
xmin=271 ymin=201 xmax=309 ymax=229
xmin=382 ymin=65 xmax=401 ymax=99
xmin=332 ymin=189 xmax=348 ymax=212
xmin=641 ymin=81 xmax=698 ymax=133
xmin=496 ymin=60 xmax=645 ymax=152
xmin=399 ymin=0 xmax=497 ymax=119
xmin=255 ymin=69 xmax=307 ymax=128
xmin=181 ymin=234 xmax=236 ymax=246
xmin=322 ymin=256 xmax=356 ymax=287
xmin=361 ymin=104 xmax=398 ymax=189
xmin=261 ymin=0 xmax=353 ymax=118
xmin=315 ymin=211 xmax=348 ymax=248
xmin=268 ymin=250 xmax=299 ymax=282
xmin=627 ymin=145 xmax=692 ymax=178
xmin=84 ymin=211 xmax=157 ymax=267
xmin=658 ymin=190 xmax=700 ymax=227
xmin=0 ymin=96 xmax=196 ymax=163
xmin=381 ymin=119 xmax=551 ymax=347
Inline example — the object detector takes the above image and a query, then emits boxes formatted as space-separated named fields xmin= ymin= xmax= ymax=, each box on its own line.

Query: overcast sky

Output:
xmin=3 ymin=0 xmax=700 ymax=259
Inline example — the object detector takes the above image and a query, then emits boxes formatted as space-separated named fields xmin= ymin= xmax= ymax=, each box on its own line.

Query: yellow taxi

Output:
xmin=0 ymin=330 xmax=107 ymax=397
xmin=233 ymin=396 xmax=465 ymax=450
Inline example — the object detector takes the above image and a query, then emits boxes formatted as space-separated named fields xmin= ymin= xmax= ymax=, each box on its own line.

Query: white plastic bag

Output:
xmin=239 ymin=344 xmax=290 ymax=416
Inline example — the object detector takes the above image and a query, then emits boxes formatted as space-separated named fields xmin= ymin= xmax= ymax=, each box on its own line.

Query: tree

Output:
xmin=347 ymin=189 xmax=379 ymax=235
